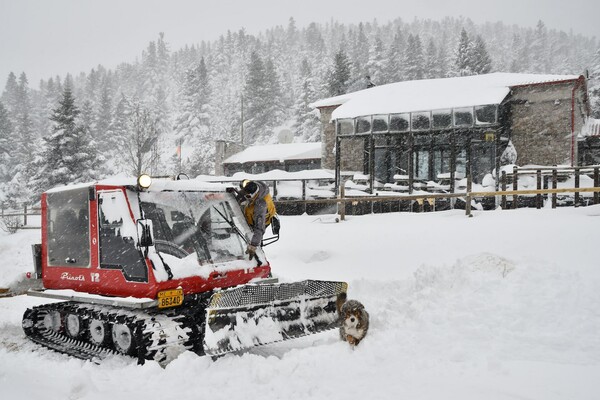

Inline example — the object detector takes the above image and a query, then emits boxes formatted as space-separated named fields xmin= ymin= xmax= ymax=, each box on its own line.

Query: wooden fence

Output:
xmin=0 ymin=204 xmax=41 ymax=230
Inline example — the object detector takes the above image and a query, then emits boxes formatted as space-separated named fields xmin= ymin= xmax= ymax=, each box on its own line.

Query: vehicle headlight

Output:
xmin=137 ymin=174 xmax=152 ymax=189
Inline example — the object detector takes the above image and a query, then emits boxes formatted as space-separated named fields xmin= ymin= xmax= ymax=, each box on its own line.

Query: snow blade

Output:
xmin=203 ymin=280 xmax=347 ymax=356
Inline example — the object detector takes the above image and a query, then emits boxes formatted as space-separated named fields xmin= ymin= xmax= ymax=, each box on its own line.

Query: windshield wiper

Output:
xmin=212 ymin=205 xmax=262 ymax=266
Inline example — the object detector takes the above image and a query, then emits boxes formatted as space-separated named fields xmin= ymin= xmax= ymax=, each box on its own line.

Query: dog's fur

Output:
xmin=336 ymin=293 xmax=369 ymax=347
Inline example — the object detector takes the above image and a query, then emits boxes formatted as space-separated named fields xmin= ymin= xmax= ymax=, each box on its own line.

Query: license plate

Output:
xmin=157 ymin=288 xmax=184 ymax=309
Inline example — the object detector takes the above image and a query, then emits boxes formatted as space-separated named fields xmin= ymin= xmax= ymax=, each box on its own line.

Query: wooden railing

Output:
xmin=0 ymin=204 xmax=41 ymax=230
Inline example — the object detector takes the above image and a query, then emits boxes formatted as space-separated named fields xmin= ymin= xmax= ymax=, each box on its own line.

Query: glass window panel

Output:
xmin=337 ymin=119 xmax=354 ymax=135
xmin=432 ymin=109 xmax=452 ymax=129
xmin=46 ymin=188 xmax=90 ymax=268
xmin=454 ymin=107 xmax=474 ymax=127
xmin=413 ymin=150 xmax=430 ymax=180
xmin=389 ymin=113 xmax=410 ymax=132
xmin=356 ymin=116 xmax=371 ymax=134
xmin=372 ymin=115 xmax=389 ymax=133
xmin=475 ymin=105 xmax=497 ymax=125
xmin=411 ymin=112 xmax=431 ymax=131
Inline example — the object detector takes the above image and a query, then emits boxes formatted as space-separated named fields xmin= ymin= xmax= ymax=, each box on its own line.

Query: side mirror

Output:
xmin=271 ymin=215 xmax=281 ymax=235
xmin=137 ymin=219 xmax=154 ymax=247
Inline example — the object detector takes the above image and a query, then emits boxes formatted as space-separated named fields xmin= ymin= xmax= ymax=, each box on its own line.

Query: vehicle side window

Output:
xmin=98 ymin=190 xmax=148 ymax=282
xmin=47 ymin=188 xmax=90 ymax=267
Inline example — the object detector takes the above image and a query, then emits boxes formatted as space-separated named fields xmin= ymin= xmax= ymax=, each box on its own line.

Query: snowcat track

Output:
xmin=22 ymin=302 xmax=199 ymax=365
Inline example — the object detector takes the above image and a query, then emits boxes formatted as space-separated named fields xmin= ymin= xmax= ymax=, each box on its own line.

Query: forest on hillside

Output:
xmin=1 ymin=16 xmax=599 ymax=205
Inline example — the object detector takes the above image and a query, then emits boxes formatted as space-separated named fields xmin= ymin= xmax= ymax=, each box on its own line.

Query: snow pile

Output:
xmin=1 ymin=206 xmax=599 ymax=399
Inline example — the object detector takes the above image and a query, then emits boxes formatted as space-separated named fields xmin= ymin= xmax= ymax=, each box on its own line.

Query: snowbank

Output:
xmin=1 ymin=206 xmax=599 ymax=399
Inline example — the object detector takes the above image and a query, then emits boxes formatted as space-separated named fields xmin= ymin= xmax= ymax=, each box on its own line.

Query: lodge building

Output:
xmin=311 ymin=73 xmax=594 ymax=192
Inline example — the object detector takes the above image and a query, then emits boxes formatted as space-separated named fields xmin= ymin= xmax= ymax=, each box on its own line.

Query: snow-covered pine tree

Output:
xmin=530 ymin=21 xmax=549 ymax=73
xmin=328 ymin=48 xmax=351 ymax=96
xmin=471 ymin=35 xmax=492 ymax=75
xmin=0 ymin=102 xmax=12 ymax=181
xmin=172 ymin=57 xmax=213 ymax=175
xmin=366 ymin=36 xmax=386 ymax=85
xmin=454 ymin=28 xmax=474 ymax=77
xmin=1 ymin=72 xmax=19 ymax=123
xmin=293 ymin=59 xmax=320 ymax=142
xmin=32 ymin=85 xmax=100 ymax=193
xmin=384 ymin=28 xmax=406 ymax=83
xmin=404 ymin=34 xmax=424 ymax=81
xmin=424 ymin=39 xmax=439 ymax=79
xmin=244 ymin=51 xmax=280 ymax=143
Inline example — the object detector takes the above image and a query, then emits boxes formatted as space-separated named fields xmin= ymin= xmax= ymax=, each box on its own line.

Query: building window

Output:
xmin=372 ymin=115 xmax=389 ymax=133
xmin=454 ymin=107 xmax=474 ymax=127
xmin=390 ymin=113 xmax=410 ymax=132
xmin=356 ymin=116 xmax=372 ymax=134
xmin=475 ymin=105 xmax=497 ymax=125
xmin=337 ymin=119 xmax=354 ymax=136
xmin=411 ymin=111 xmax=431 ymax=131
xmin=432 ymin=109 xmax=452 ymax=129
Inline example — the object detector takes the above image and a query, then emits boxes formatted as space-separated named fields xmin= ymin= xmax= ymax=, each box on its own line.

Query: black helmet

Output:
xmin=239 ymin=180 xmax=259 ymax=200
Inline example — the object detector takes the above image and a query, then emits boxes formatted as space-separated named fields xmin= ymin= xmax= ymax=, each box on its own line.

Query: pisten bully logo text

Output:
xmin=60 ymin=272 xmax=85 ymax=281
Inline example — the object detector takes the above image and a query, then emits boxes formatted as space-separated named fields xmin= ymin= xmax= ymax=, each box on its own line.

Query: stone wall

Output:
xmin=508 ymin=80 xmax=586 ymax=166
xmin=319 ymin=105 xmax=365 ymax=172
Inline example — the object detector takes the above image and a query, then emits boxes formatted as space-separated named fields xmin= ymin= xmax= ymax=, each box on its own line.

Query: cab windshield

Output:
xmin=139 ymin=191 xmax=249 ymax=264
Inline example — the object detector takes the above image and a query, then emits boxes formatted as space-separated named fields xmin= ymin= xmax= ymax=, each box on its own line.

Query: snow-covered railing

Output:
xmin=0 ymin=204 xmax=41 ymax=231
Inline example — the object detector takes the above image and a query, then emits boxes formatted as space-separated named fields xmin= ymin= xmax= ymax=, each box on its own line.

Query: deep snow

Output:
xmin=1 ymin=206 xmax=599 ymax=400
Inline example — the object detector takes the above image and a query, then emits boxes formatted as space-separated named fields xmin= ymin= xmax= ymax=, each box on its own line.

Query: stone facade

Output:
xmin=320 ymin=105 xmax=365 ymax=172
xmin=507 ymin=80 xmax=587 ymax=166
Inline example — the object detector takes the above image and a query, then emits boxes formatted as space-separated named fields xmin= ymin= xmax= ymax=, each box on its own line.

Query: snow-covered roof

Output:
xmin=45 ymin=176 xmax=228 ymax=193
xmin=198 ymin=169 xmax=335 ymax=182
xmin=223 ymin=142 xmax=321 ymax=164
xmin=310 ymin=73 xmax=581 ymax=120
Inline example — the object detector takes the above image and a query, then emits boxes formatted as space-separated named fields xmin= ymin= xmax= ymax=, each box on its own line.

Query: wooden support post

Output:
xmin=594 ymin=168 xmax=599 ymax=205
xmin=552 ymin=169 xmax=557 ymax=209
xmin=574 ymin=168 xmax=580 ymax=207
xmin=339 ymin=184 xmax=346 ymax=221
xmin=272 ymin=181 xmax=277 ymax=201
xmin=302 ymin=180 xmax=307 ymax=214
xmin=501 ymin=171 xmax=507 ymax=209
xmin=23 ymin=204 xmax=28 ymax=226
xmin=512 ymin=166 xmax=518 ymax=209
xmin=466 ymin=173 xmax=473 ymax=217
xmin=536 ymin=170 xmax=542 ymax=209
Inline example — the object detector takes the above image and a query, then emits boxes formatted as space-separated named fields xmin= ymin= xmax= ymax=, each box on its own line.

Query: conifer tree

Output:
xmin=328 ymin=49 xmax=351 ymax=96
xmin=454 ymin=28 xmax=474 ymax=76
xmin=366 ymin=36 xmax=386 ymax=85
xmin=32 ymin=86 xmax=100 ymax=192
xmin=1 ymin=72 xmax=19 ymax=120
xmin=404 ymin=34 xmax=424 ymax=80
xmin=471 ymin=35 xmax=492 ymax=74
xmin=0 ymin=102 xmax=12 ymax=181
xmin=424 ymin=39 xmax=439 ymax=79
xmin=293 ymin=59 xmax=320 ymax=142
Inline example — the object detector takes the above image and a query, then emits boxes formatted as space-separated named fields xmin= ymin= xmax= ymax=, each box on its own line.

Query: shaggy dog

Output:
xmin=336 ymin=293 xmax=369 ymax=347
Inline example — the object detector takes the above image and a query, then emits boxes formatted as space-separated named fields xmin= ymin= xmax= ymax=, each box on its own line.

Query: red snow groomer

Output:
xmin=22 ymin=175 xmax=346 ymax=364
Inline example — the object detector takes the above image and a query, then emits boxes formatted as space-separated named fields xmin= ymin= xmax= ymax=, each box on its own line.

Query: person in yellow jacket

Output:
xmin=237 ymin=180 xmax=277 ymax=260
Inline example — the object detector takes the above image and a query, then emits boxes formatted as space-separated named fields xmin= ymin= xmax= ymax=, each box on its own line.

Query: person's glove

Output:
xmin=246 ymin=244 xmax=257 ymax=260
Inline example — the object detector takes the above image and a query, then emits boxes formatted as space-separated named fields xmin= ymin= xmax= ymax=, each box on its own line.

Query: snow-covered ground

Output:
xmin=1 ymin=206 xmax=599 ymax=399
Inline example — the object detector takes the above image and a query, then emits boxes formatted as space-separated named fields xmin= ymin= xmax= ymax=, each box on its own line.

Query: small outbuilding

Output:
xmin=220 ymin=142 xmax=322 ymax=176
xmin=311 ymin=72 xmax=591 ymax=191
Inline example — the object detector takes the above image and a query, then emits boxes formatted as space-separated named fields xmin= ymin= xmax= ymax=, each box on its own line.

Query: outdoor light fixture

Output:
xmin=137 ymin=174 xmax=152 ymax=189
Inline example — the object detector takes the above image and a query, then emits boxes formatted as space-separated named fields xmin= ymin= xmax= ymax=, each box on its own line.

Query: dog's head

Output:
xmin=341 ymin=300 xmax=366 ymax=331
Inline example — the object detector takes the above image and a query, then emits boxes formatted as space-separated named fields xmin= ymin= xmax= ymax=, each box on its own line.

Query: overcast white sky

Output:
xmin=1 ymin=0 xmax=599 ymax=87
